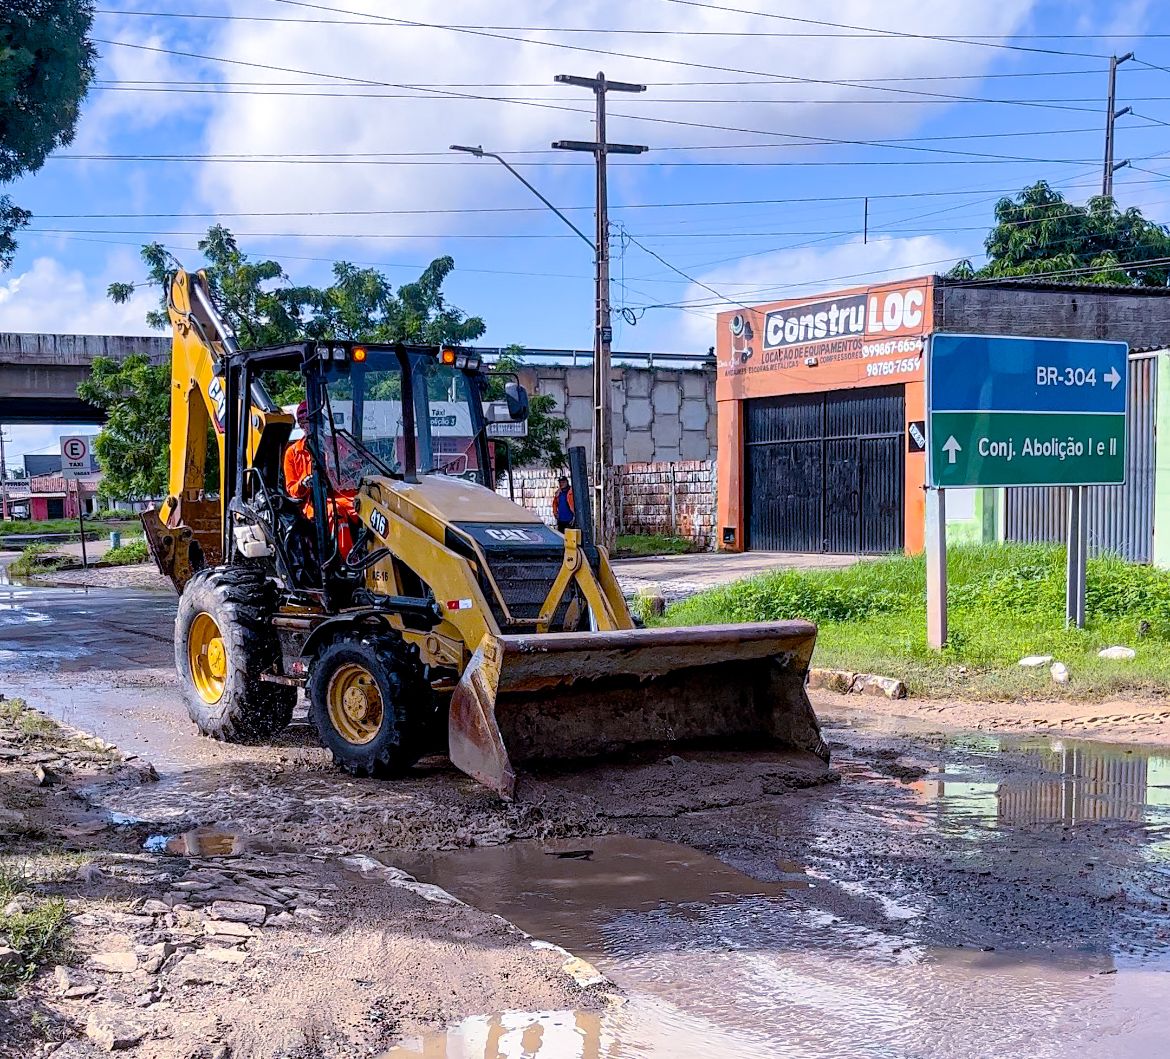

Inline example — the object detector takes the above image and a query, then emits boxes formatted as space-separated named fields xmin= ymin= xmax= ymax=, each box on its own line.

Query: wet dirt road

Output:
xmin=4 ymin=578 xmax=1170 ymax=1057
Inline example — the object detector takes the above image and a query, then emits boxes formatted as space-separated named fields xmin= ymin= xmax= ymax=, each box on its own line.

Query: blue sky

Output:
xmin=3 ymin=0 xmax=1170 ymax=463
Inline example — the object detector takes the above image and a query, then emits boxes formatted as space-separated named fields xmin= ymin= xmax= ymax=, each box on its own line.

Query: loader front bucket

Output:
xmin=448 ymin=621 xmax=827 ymax=800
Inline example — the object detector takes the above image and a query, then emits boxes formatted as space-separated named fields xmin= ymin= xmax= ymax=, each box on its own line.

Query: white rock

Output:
xmin=1051 ymin=662 xmax=1070 ymax=684
xmin=54 ymin=965 xmax=99 ymax=999
xmin=1019 ymin=655 xmax=1054 ymax=668
xmin=86 ymin=951 xmax=138 ymax=974
xmin=0 ymin=946 xmax=25 ymax=974
xmin=1098 ymin=646 xmax=1136 ymax=661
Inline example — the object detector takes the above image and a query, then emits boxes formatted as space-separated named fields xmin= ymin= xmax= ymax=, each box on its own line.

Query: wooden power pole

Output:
xmin=553 ymin=72 xmax=647 ymax=549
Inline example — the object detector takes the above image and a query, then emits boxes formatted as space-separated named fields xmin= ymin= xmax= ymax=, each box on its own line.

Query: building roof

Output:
xmin=934 ymin=275 xmax=1170 ymax=297
xmin=23 ymin=454 xmax=61 ymax=476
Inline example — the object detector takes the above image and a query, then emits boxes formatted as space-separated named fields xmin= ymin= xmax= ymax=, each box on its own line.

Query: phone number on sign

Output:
xmin=866 ymin=356 xmax=920 ymax=378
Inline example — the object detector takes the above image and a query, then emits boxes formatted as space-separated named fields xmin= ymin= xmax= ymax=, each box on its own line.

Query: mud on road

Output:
xmin=4 ymin=578 xmax=1170 ymax=1056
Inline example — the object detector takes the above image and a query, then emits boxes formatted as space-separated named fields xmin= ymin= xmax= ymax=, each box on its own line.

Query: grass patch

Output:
xmin=0 ymin=864 xmax=70 ymax=994
xmin=659 ymin=543 xmax=1170 ymax=700
xmin=1 ymin=698 xmax=62 ymax=743
xmin=101 ymin=538 xmax=148 ymax=566
xmin=0 ymin=518 xmax=138 ymax=544
xmin=7 ymin=544 xmax=69 ymax=577
xmin=614 ymin=532 xmax=702 ymax=559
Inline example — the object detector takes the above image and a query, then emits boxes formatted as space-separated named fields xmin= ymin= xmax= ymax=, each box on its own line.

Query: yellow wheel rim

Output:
xmin=327 ymin=663 xmax=384 ymax=745
xmin=188 ymin=612 xmax=227 ymax=704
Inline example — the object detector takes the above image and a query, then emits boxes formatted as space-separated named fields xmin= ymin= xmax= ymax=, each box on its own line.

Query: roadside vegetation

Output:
xmin=613 ymin=532 xmax=702 ymax=559
xmin=101 ymin=538 xmax=148 ymax=566
xmin=657 ymin=543 xmax=1170 ymax=699
xmin=7 ymin=544 xmax=70 ymax=577
xmin=0 ymin=699 xmax=76 ymax=997
xmin=0 ymin=517 xmax=137 ymax=539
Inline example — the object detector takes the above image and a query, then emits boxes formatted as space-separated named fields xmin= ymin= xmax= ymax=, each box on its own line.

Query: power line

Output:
xmin=89 ymin=9 xmax=1170 ymax=41
xmin=96 ymin=67 xmax=1163 ymax=86
xmin=264 ymin=0 xmax=1109 ymax=102
xmin=656 ymin=0 xmax=1106 ymax=58
xmin=33 ymin=175 xmax=1168 ymax=222
xmin=86 ymin=82 xmax=1170 ymax=115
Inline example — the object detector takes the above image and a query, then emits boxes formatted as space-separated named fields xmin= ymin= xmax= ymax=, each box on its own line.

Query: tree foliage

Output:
xmin=76 ymin=353 xmax=171 ymax=501
xmin=948 ymin=180 xmax=1170 ymax=287
xmin=97 ymin=227 xmax=567 ymax=495
xmin=0 ymin=1 xmax=96 ymax=267
xmin=491 ymin=345 xmax=568 ymax=478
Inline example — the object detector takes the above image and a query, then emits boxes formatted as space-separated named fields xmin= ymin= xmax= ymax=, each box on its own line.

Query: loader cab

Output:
xmin=225 ymin=341 xmax=526 ymax=604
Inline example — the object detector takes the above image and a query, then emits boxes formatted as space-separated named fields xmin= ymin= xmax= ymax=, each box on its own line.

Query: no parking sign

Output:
xmin=60 ymin=435 xmax=90 ymax=479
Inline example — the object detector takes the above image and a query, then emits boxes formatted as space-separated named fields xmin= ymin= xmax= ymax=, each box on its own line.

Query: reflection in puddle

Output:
xmin=384 ymin=1010 xmax=602 ymax=1059
xmin=144 ymin=826 xmax=267 ymax=857
xmin=906 ymin=737 xmax=1170 ymax=836
xmin=397 ymin=836 xmax=804 ymax=963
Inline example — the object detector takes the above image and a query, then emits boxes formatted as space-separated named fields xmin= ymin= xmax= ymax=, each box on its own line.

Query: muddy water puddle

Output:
xmin=397 ymin=734 xmax=1170 ymax=1059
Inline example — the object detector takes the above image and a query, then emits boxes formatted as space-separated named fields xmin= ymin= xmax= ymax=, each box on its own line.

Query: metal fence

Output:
xmin=1004 ymin=352 xmax=1160 ymax=562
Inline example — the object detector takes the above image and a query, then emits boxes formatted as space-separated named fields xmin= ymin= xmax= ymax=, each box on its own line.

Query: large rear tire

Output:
xmin=175 ymin=567 xmax=296 ymax=742
xmin=308 ymin=631 xmax=429 ymax=777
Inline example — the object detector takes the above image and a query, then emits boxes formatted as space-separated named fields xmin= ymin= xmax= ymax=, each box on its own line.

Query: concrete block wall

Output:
xmin=617 ymin=461 xmax=716 ymax=548
xmin=522 ymin=365 xmax=716 ymax=464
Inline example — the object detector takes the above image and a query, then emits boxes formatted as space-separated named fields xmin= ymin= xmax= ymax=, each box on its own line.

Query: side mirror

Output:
xmin=504 ymin=381 xmax=529 ymax=421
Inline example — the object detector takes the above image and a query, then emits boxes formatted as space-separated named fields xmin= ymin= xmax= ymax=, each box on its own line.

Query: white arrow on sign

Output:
xmin=1104 ymin=366 xmax=1121 ymax=390
xmin=942 ymin=436 xmax=962 ymax=464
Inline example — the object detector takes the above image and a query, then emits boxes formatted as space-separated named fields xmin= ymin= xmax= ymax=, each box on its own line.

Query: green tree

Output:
xmin=948 ymin=180 xmax=1170 ymax=286
xmin=97 ymin=227 xmax=565 ymax=492
xmin=0 ymin=1 xmax=96 ymax=267
xmin=490 ymin=345 xmax=568 ymax=480
xmin=76 ymin=353 xmax=171 ymax=501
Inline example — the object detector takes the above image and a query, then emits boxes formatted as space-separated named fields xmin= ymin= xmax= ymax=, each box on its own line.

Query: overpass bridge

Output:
xmin=0 ymin=332 xmax=168 ymax=424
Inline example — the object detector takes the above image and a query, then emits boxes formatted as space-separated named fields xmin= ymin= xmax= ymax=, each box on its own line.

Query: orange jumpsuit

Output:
xmin=283 ymin=438 xmax=358 ymax=557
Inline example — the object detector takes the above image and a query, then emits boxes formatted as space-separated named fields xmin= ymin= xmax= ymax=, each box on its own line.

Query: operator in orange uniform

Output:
xmin=283 ymin=401 xmax=359 ymax=558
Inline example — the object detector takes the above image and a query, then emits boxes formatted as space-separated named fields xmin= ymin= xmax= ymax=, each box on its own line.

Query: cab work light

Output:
xmin=353 ymin=346 xmax=367 ymax=362
xmin=440 ymin=348 xmax=457 ymax=366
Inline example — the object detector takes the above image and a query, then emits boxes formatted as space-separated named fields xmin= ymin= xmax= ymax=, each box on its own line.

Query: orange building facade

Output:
xmin=716 ymin=276 xmax=933 ymax=555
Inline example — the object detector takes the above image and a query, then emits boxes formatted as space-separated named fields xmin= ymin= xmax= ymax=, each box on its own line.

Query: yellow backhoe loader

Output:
xmin=144 ymin=268 xmax=828 ymax=799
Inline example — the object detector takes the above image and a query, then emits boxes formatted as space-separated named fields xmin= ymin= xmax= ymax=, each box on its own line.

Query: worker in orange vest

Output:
xmin=283 ymin=402 xmax=358 ymax=558
xmin=553 ymin=475 xmax=575 ymax=533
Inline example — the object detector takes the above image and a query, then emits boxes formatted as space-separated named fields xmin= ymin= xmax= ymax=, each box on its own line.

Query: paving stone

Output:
xmin=208 ymin=900 xmax=266 ymax=925
xmin=85 ymin=1014 xmax=144 ymax=1051
xmin=204 ymin=920 xmax=254 ymax=939
xmin=54 ymin=965 xmax=99 ymax=999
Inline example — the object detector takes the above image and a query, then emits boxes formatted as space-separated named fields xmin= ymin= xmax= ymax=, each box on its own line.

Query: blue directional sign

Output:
xmin=928 ymin=333 xmax=1128 ymax=488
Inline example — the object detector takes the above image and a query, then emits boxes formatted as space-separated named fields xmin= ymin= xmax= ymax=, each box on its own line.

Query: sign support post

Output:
xmin=925 ymin=486 xmax=947 ymax=649
xmin=76 ymin=481 xmax=88 ymax=569
xmin=1066 ymin=486 xmax=1087 ymax=628
xmin=61 ymin=435 xmax=91 ymax=569
xmin=927 ymin=333 xmax=1128 ymax=643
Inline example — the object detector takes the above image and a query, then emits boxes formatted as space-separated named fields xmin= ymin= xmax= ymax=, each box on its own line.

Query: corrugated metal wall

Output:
xmin=1004 ymin=353 xmax=1159 ymax=561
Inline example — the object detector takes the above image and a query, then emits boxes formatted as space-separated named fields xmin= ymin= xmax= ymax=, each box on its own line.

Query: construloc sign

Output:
xmin=717 ymin=280 xmax=931 ymax=401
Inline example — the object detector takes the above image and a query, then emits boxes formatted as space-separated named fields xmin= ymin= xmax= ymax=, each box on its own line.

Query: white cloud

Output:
xmin=193 ymin=0 xmax=1041 ymax=250
xmin=0 ymin=256 xmax=156 ymax=335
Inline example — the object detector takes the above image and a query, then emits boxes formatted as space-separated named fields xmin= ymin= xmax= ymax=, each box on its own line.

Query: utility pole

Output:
xmin=553 ymin=72 xmax=647 ymax=549
xmin=1102 ymin=52 xmax=1134 ymax=198
xmin=0 ymin=426 xmax=9 ymax=521
xmin=1069 ymin=50 xmax=1134 ymax=628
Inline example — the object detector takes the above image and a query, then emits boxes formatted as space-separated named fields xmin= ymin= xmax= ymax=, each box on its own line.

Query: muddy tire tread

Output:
xmin=175 ymin=566 xmax=295 ymax=742
xmin=308 ymin=630 xmax=429 ymax=778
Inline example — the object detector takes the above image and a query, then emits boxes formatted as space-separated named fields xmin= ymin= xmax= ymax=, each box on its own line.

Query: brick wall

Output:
xmin=497 ymin=459 xmax=717 ymax=550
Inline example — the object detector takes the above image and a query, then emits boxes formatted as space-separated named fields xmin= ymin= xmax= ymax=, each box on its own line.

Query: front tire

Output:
xmin=175 ymin=567 xmax=296 ymax=742
xmin=308 ymin=631 xmax=429 ymax=776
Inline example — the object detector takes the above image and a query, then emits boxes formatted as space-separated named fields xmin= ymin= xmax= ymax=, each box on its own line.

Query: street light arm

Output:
xmin=450 ymin=144 xmax=596 ymax=251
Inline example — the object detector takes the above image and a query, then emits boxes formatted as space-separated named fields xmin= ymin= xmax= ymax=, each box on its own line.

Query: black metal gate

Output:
xmin=745 ymin=385 xmax=904 ymax=554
